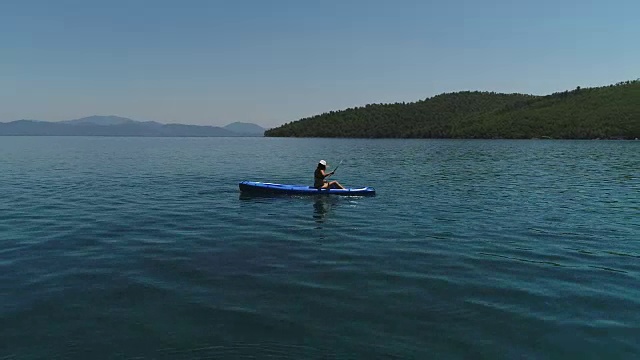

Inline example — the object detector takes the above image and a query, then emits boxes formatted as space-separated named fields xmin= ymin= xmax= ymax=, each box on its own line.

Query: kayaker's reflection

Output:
xmin=313 ymin=196 xmax=337 ymax=223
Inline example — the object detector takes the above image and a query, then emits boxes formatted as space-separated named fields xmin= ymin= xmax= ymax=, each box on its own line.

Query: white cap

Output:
xmin=319 ymin=160 xmax=327 ymax=166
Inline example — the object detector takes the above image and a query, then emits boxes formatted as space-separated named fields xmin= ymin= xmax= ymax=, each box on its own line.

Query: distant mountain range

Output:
xmin=222 ymin=122 xmax=268 ymax=135
xmin=0 ymin=116 xmax=266 ymax=137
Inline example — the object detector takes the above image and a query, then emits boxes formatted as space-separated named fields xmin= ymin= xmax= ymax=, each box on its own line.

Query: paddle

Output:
xmin=332 ymin=160 xmax=343 ymax=174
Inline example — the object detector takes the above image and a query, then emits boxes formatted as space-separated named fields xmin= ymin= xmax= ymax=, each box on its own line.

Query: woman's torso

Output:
xmin=314 ymin=168 xmax=325 ymax=188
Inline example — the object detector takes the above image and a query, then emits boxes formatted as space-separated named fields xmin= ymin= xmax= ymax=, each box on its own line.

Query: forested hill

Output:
xmin=265 ymin=80 xmax=640 ymax=139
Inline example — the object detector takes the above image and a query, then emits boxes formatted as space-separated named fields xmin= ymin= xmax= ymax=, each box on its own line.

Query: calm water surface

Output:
xmin=1 ymin=137 xmax=639 ymax=359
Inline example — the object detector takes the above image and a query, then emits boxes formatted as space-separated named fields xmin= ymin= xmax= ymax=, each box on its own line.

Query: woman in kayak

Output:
xmin=314 ymin=160 xmax=345 ymax=189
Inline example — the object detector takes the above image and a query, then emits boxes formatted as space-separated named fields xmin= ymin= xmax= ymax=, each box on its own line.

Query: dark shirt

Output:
xmin=314 ymin=168 xmax=325 ymax=188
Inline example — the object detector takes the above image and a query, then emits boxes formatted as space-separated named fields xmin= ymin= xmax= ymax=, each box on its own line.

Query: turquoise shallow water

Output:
xmin=1 ymin=137 xmax=639 ymax=359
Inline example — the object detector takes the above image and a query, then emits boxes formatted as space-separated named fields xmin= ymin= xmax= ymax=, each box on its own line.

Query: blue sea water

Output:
xmin=0 ymin=137 xmax=639 ymax=359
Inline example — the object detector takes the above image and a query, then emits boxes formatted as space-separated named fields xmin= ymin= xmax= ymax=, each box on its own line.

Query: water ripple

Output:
xmin=1 ymin=137 xmax=639 ymax=359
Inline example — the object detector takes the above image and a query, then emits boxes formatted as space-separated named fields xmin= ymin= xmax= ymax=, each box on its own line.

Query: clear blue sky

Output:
xmin=1 ymin=0 xmax=638 ymax=128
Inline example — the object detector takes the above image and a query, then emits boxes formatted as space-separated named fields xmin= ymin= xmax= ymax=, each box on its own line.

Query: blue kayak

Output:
xmin=239 ymin=181 xmax=375 ymax=196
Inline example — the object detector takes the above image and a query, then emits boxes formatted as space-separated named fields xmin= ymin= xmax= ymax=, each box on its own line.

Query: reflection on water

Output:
xmin=313 ymin=196 xmax=337 ymax=223
xmin=238 ymin=193 xmax=340 ymax=224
